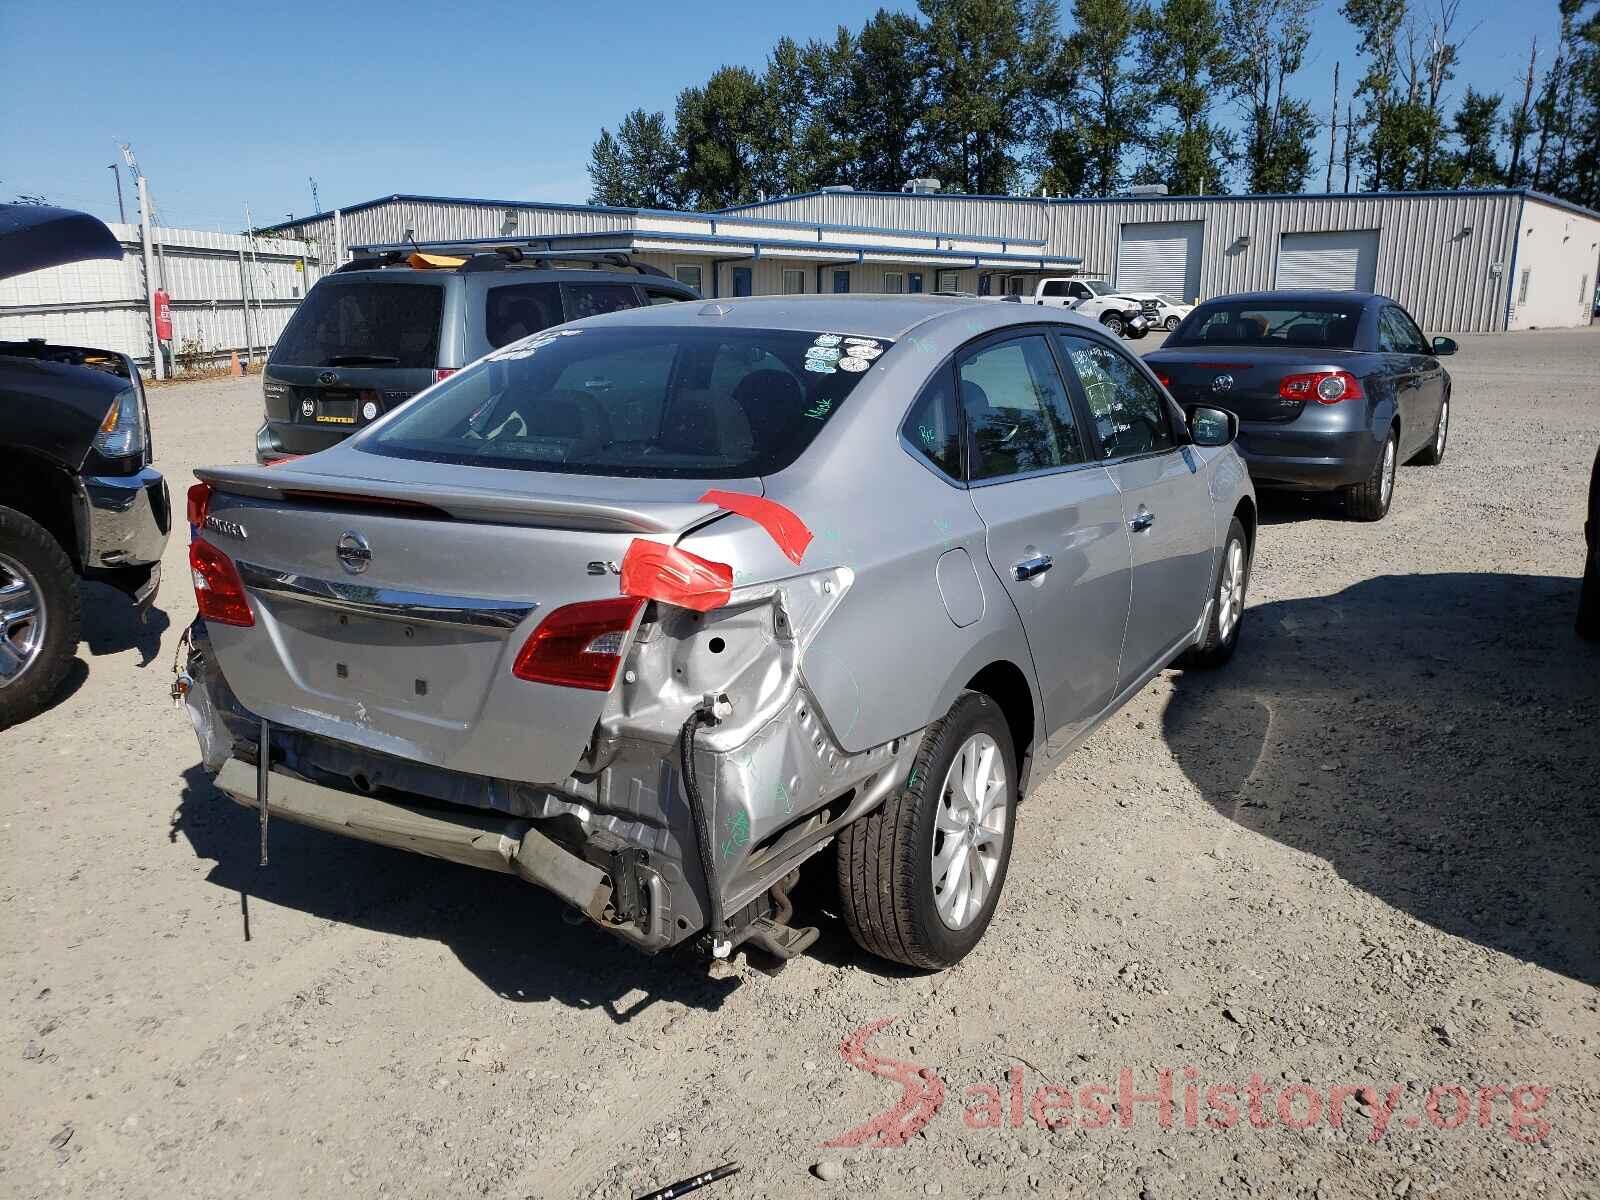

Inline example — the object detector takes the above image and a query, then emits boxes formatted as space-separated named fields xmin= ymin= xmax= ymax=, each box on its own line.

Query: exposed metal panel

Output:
xmin=1275 ymin=229 xmax=1379 ymax=290
xmin=1115 ymin=220 xmax=1202 ymax=298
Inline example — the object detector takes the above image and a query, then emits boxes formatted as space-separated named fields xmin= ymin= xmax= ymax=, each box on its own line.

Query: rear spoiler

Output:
xmin=195 ymin=463 xmax=726 ymax=535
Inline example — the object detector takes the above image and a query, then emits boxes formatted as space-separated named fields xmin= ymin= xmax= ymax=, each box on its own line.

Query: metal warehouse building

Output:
xmin=270 ymin=186 xmax=1600 ymax=333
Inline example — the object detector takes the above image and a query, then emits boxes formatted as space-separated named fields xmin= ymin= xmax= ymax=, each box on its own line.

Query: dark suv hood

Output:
xmin=0 ymin=204 xmax=122 ymax=281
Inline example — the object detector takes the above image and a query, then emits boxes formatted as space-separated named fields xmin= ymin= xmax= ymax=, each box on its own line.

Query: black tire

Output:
xmin=1101 ymin=312 xmax=1125 ymax=337
xmin=1180 ymin=516 xmax=1250 ymax=669
xmin=836 ymin=692 xmax=1018 ymax=969
xmin=1164 ymin=315 xmax=1181 ymax=332
xmin=1579 ymin=530 xmax=1600 ymax=641
xmin=1343 ymin=428 xmax=1398 ymax=522
xmin=0 ymin=506 xmax=80 ymax=729
xmin=1412 ymin=395 xmax=1449 ymax=466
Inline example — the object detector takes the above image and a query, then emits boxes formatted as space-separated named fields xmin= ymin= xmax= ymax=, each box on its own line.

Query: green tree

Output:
xmin=1224 ymin=0 xmax=1318 ymax=192
xmin=1138 ymin=0 xmax=1238 ymax=193
xmin=1434 ymin=88 xmax=1501 ymax=187
xmin=1561 ymin=2 xmax=1600 ymax=207
xmin=587 ymin=130 xmax=629 ymax=207
xmin=918 ymin=0 xmax=1060 ymax=194
xmin=587 ymin=112 xmax=680 ymax=208
xmin=673 ymin=66 xmax=766 ymax=209
xmin=1068 ymin=0 xmax=1149 ymax=196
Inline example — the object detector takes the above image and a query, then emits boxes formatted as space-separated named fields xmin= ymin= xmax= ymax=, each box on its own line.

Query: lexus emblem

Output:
xmin=336 ymin=530 xmax=372 ymax=575
xmin=1211 ymin=373 xmax=1235 ymax=393
xmin=318 ymin=369 xmax=340 ymax=385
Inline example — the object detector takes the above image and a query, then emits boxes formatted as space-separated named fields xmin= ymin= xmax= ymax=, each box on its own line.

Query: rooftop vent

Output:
xmin=1125 ymin=183 xmax=1170 ymax=197
xmin=902 ymin=178 xmax=942 ymax=194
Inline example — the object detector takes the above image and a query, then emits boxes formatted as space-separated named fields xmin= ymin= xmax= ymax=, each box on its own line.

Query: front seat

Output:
xmin=732 ymin=369 xmax=805 ymax=452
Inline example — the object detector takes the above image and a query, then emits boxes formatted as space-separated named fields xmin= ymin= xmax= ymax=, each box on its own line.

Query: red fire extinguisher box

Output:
xmin=154 ymin=288 xmax=172 ymax=342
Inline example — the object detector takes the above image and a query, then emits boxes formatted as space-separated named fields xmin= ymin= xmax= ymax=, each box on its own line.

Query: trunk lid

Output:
xmin=263 ymin=364 xmax=438 ymax=437
xmin=196 ymin=459 xmax=751 ymax=785
xmin=1146 ymin=346 xmax=1362 ymax=423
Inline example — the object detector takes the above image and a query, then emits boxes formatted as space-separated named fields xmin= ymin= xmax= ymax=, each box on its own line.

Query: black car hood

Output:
xmin=0 ymin=204 xmax=122 ymax=281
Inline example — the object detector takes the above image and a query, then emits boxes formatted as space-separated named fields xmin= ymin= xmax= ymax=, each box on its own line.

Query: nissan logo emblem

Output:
xmin=318 ymin=369 xmax=339 ymax=385
xmin=336 ymin=531 xmax=372 ymax=575
xmin=1212 ymin=373 xmax=1235 ymax=393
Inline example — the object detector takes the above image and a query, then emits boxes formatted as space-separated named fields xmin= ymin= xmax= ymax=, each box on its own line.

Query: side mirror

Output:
xmin=1431 ymin=336 xmax=1457 ymax=356
xmin=1186 ymin=404 xmax=1237 ymax=447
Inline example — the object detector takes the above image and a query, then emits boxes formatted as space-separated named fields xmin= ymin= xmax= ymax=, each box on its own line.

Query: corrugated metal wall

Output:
xmin=723 ymin=191 xmax=1529 ymax=331
xmin=0 ymin=223 xmax=322 ymax=368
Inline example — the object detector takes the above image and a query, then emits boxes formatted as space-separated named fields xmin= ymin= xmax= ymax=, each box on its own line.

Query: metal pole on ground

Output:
xmin=237 ymin=248 xmax=255 ymax=368
xmin=137 ymin=176 xmax=164 ymax=380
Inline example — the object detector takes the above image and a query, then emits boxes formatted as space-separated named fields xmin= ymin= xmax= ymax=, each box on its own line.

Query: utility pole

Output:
xmin=1508 ymin=39 xmax=1538 ymax=185
xmin=1327 ymin=62 xmax=1341 ymax=193
xmin=136 ymin=176 xmax=164 ymax=380
xmin=1343 ymin=102 xmax=1354 ymax=191
xmin=109 ymin=163 xmax=126 ymax=223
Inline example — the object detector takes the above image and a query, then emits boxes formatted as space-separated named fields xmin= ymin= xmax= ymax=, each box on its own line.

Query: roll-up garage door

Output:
xmin=1116 ymin=221 xmax=1203 ymax=300
xmin=1275 ymin=230 xmax=1379 ymax=291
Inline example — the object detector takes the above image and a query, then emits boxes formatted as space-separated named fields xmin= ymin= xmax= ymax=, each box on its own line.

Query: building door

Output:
xmin=1275 ymin=230 xmax=1379 ymax=291
xmin=731 ymin=267 xmax=753 ymax=297
xmin=1116 ymin=221 xmax=1203 ymax=300
xmin=832 ymin=270 xmax=850 ymax=294
xmin=908 ymin=272 xmax=924 ymax=293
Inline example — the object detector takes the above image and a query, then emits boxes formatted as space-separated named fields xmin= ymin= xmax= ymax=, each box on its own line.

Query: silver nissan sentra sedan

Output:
xmin=179 ymin=295 xmax=1255 ymax=969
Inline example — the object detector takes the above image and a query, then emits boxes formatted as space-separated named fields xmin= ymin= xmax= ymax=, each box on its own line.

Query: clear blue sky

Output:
xmin=0 ymin=0 xmax=1565 ymax=229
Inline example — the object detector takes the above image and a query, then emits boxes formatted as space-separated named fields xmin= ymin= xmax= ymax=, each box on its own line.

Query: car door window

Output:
xmin=1387 ymin=306 xmax=1430 ymax=354
xmin=642 ymin=287 xmax=686 ymax=306
xmin=562 ymin=282 xmax=641 ymax=321
xmin=957 ymin=334 xmax=1086 ymax=480
xmin=484 ymin=282 xmax=562 ymax=348
xmin=1057 ymin=334 xmax=1175 ymax=460
xmin=901 ymin=367 xmax=963 ymax=481
xmin=1377 ymin=308 xmax=1420 ymax=354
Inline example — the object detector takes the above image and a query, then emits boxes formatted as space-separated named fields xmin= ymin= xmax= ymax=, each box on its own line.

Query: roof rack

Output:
xmin=340 ymin=240 xmax=671 ymax=279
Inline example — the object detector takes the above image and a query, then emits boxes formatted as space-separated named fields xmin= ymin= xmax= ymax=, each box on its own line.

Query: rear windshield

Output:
xmin=271 ymin=279 xmax=445 ymax=369
xmin=1169 ymin=300 xmax=1362 ymax=349
xmin=356 ymin=326 xmax=890 ymax=478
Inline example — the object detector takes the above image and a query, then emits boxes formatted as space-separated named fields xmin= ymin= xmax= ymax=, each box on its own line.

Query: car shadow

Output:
xmin=170 ymin=764 xmax=740 ymax=1018
xmin=81 ymin=582 xmax=170 ymax=666
xmin=1255 ymin=489 xmax=1350 ymax=525
xmin=1162 ymin=571 xmax=1600 ymax=986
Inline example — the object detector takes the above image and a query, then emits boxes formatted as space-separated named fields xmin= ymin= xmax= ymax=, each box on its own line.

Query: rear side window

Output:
xmin=271 ymin=280 xmax=444 ymax=368
xmin=1379 ymin=306 xmax=1429 ymax=354
xmin=901 ymin=368 xmax=962 ymax=480
xmin=359 ymin=326 xmax=890 ymax=478
xmin=1170 ymin=300 xmax=1361 ymax=349
xmin=957 ymin=334 xmax=1085 ymax=480
xmin=1058 ymin=335 xmax=1174 ymax=459
xmin=485 ymin=282 xmax=561 ymax=348
xmin=563 ymin=283 xmax=640 ymax=320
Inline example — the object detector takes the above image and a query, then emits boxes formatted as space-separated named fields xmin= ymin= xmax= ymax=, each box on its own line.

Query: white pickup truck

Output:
xmin=1032 ymin=278 xmax=1150 ymax=338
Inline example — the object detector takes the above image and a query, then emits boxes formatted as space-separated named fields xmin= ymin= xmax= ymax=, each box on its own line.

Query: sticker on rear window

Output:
xmin=805 ymin=359 xmax=836 ymax=374
xmin=837 ymin=356 xmax=871 ymax=372
xmin=813 ymin=333 xmax=842 ymax=347
xmin=806 ymin=346 xmax=841 ymax=362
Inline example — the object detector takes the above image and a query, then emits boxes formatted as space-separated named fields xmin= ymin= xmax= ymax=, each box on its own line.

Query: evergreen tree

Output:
xmin=1068 ymin=0 xmax=1149 ymax=196
xmin=587 ymin=129 xmax=628 ymax=206
xmin=1223 ymin=0 xmax=1318 ymax=192
xmin=1138 ymin=0 xmax=1238 ymax=193
xmin=1341 ymin=0 xmax=1407 ymax=188
xmin=673 ymin=67 xmax=765 ymax=209
xmin=587 ymin=112 xmax=680 ymax=208
xmin=851 ymin=10 xmax=931 ymax=191
xmin=1436 ymin=87 xmax=1502 ymax=187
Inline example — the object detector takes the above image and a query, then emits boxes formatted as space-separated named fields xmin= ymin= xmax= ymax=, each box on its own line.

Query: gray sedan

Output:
xmin=180 ymin=296 xmax=1256 ymax=969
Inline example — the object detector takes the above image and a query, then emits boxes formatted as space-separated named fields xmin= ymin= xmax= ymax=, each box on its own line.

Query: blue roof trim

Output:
xmin=719 ymin=186 xmax=1600 ymax=221
xmin=258 ymin=192 xmax=1046 ymax=246
xmin=350 ymin=228 xmax=1081 ymax=268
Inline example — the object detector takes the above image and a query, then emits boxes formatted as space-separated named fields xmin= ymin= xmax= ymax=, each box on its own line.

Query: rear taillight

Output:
xmin=433 ymin=368 xmax=458 ymax=384
xmin=190 ymin=538 xmax=254 ymax=627
xmin=1280 ymin=371 xmax=1365 ymax=404
xmin=1154 ymin=371 xmax=1171 ymax=389
xmin=512 ymin=597 xmax=644 ymax=691
xmin=186 ymin=482 xmax=211 ymax=527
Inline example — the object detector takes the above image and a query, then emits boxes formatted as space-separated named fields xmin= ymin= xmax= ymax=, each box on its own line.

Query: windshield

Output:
xmin=1081 ymin=280 xmax=1111 ymax=296
xmin=271 ymin=279 xmax=445 ymax=369
xmin=357 ymin=326 xmax=889 ymax=478
xmin=1167 ymin=300 xmax=1363 ymax=349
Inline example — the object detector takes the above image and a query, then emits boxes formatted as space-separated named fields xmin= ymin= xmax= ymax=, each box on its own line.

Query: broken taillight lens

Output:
xmin=511 ymin=597 xmax=644 ymax=691
xmin=190 ymin=538 xmax=254 ymax=627
xmin=186 ymin=482 xmax=211 ymax=527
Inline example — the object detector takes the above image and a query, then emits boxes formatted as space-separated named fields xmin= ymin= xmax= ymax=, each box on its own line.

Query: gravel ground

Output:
xmin=3 ymin=329 xmax=1598 ymax=1200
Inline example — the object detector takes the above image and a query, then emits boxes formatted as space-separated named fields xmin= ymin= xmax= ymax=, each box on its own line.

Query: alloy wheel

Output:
xmin=1217 ymin=538 xmax=1246 ymax=641
xmin=0 ymin=553 xmax=46 ymax=686
xmin=931 ymin=732 xmax=1009 ymax=930
xmin=1380 ymin=437 xmax=1396 ymax=508
xmin=1435 ymin=401 xmax=1449 ymax=456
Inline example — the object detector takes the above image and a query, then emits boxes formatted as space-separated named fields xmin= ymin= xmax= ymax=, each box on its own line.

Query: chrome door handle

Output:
xmin=1013 ymin=553 xmax=1054 ymax=581
xmin=1129 ymin=510 xmax=1155 ymax=532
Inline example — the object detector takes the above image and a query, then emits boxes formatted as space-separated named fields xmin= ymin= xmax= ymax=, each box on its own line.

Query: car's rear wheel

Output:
xmin=1181 ymin=517 xmax=1250 ymax=669
xmin=1412 ymin=396 xmax=1449 ymax=466
xmin=0 ymin=506 xmax=80 ymax=729
xmin=1344 ymin=429 xmax=1397 ymax=521
xmin=1101 ymin=313 xmax=1125 ymax=337
xmin=1164 ymin=315 xmax=1181 ymax=332
xmin=836 ymin=692 xmax=1017 ymax=969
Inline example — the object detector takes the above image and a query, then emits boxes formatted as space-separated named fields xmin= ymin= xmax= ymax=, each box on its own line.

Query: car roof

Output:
xmin=1199 ymin=290 xmax=1388 ymax=306
xmin=322 ymin=265 xmax=688 ymax=288
xmin=556 ymin=293 xmax=1111 ymax=341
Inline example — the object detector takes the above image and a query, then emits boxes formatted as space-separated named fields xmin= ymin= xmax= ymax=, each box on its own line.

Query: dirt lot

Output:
xmin=3 ymin=329 xmax=1598 ymax=1200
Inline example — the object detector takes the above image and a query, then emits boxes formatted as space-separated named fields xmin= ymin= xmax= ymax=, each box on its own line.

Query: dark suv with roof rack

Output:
xmin=255 ymin=247 xmax=699 ymax=463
